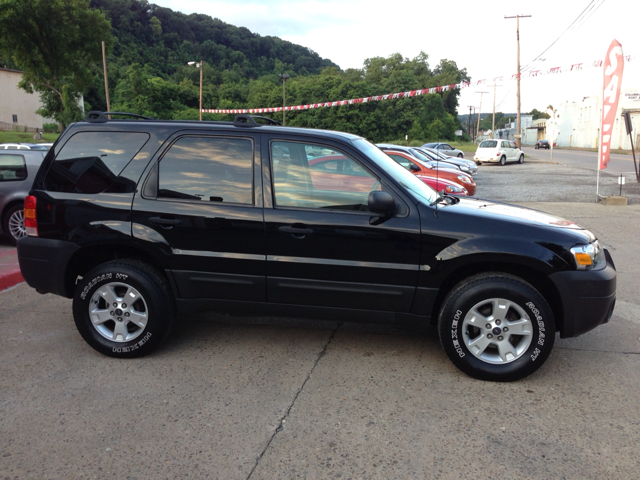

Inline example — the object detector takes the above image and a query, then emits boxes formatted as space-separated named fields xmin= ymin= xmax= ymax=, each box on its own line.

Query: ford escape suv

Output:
xmin=17 ymin=112 xmax=616 ymax=381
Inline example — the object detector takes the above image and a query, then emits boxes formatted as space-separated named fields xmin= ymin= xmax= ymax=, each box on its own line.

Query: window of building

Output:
xmin=12 ymin=115 xmax=18 ymax=123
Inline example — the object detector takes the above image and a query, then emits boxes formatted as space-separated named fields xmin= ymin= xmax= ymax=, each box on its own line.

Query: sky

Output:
xmin=152 ymin=0 xmax=639 ymax=115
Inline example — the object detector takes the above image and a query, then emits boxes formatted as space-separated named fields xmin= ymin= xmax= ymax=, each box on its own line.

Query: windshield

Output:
xmin=353 ymin=139 xmax=438 ymax=204
xmin=418 ymin=147 xmax=446 ymax=160
xmin=480 ymin=140 xmax=498 ymax=148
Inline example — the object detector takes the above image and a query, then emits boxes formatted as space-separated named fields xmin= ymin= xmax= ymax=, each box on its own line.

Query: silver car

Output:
xmin=422 ymin=142 xmax=465 ymax=158
xmin=0 ymin=150 xmax=47 ymax=244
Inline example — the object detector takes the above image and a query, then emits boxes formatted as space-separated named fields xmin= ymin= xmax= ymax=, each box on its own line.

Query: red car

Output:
xmin=416 ymin=175 xmax=468 ymax=196
xmin=384 ymin=150 xmax=476 ymax=195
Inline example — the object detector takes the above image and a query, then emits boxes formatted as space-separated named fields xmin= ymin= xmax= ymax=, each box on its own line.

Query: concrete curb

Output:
xmin=0 ymin=247 xmax=24 ymax=292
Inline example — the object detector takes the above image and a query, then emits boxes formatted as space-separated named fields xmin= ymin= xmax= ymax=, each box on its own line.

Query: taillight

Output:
xmin=24 ymin=195 xmax=38 ymax=237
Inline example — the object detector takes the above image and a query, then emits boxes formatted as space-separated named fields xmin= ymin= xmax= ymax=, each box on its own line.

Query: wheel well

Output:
xmin=430 ymin=262 xmax=564 ymax=333
xmin=64 ymin=245 xmax=171 ymax=298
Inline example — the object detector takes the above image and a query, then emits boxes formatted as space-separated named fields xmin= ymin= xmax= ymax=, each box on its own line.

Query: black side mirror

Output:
xmin=368 ymin=191 xmax=395 ymax=216
xmin=409 ymin=163 xmax=420 ymax=172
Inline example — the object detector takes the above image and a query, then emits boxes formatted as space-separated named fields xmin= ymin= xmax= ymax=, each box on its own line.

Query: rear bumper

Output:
xmin=549 ymin=249 xmax=617 ymax=338
xmin=17 ymin=236 xmax=79 ymax=298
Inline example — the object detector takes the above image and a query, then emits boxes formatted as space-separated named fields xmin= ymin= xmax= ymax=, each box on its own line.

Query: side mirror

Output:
xmin=368 ymin=191 xmax=395 ymax=216
xmin=409 ymin=163 xmax=420 ymax=172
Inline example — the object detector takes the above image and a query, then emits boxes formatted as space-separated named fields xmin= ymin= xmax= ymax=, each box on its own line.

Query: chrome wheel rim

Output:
xmin=8 ymin=209 xmax=26 ymax=240
xmin=461 ymin=298 xmax=533 ymax=364
xmin=89 ymin=282 xmax=148 ymax=342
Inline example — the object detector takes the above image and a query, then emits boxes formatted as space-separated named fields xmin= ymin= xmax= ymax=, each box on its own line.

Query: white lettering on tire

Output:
xmin=526 ymin=301 xmax=545 ymax=346
xmin=451 ymin=309 xmax=465 ymax=357
xmin=80 ymin=273 xmax=113 ymax=300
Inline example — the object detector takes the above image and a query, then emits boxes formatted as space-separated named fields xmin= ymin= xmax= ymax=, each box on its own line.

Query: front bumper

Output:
xmin=549 ymin=249 xmax=617 ymax=338
xmin=17 ymin=236 xmax=79 ymax=298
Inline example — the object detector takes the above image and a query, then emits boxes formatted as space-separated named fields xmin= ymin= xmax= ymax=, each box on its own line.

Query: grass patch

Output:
xmin=0 ymin=132 xmax=60 ymax=144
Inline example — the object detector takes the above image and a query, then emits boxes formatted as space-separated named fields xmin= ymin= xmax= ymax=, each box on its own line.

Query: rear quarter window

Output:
xmin=44 ymin=131 xmax=149 ymax=193
xmin=0 ymin=154 xmax=27 ymax=181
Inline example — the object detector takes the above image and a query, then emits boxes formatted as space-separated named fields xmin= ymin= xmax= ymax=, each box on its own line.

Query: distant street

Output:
xmin=522 ymin=145 xmax=639 ymax=176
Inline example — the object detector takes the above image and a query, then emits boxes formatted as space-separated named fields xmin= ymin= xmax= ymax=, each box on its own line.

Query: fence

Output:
xmin=0 ymin=121 xmax=41 ymax=133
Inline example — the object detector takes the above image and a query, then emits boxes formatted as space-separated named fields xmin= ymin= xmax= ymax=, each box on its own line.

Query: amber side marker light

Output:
xmin=574 ymin=253 xmax=593 ymax=266
xmin=24 ymin=195 xmax=38 ymax=236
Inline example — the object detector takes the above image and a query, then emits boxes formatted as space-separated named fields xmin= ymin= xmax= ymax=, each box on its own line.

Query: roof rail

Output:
xmin=233 ymin=114 xmax=282 ymax=127
xmin=85 ymin=111 xmax=155 ymax=123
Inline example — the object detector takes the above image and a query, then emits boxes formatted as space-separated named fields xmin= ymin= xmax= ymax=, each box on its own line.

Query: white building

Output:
xmin=0 ymin=67 xmax=53 ymax=132
xmin=552 ymin=89 xmax=639 ymax=150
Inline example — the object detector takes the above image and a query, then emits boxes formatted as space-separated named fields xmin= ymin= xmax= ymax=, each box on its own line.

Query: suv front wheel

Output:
xmin=72 ymin=260 xmax=175 ymax=358
xmin=438 ymin=273 xmax=555 ymax=381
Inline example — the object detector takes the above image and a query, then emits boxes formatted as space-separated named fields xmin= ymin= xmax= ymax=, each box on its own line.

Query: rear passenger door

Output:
xmin=132 ymin=132 xmax=266 ymax=302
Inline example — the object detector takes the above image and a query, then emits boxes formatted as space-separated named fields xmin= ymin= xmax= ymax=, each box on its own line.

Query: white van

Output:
xmin=474 ymin=139 xmax=524 ymax=166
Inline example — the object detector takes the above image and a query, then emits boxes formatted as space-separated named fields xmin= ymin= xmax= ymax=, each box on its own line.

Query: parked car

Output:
xmin=418 ymin=147 xmax=478 ymax=175
xmin=384 ymin=150 xmax=476 ymax=195
xmin=415 ymin=175 xmax=468 ymax=196
xmin=0 ymin=143 xmax=50 ymax=151
xmin=474 ymin=139 xmax=525 ymax=166
xmin=0 ymin=150 xmax=47 ymax=244
xmin=376 ymin=144 xmax=464 ymax=174
xmin=535 ymin=140 xmax=550 ymax=149
xmin=422 ymin=142 xmax=465 ymax=158
xmin=17 ymin=111 xmax=616 ymax=382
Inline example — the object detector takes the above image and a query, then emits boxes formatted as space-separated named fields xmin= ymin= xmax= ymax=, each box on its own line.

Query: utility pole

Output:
xmin=467 ymin=105 xmax=474 ymax=137
xmin=279 ymin=73 xmax=290 ymax=125
xmin=487 ymin=84 xmax=503 ymax=138
xmin=476 ymin=91 xmax=488 ymax=142
xmin=505 ymin=14 xmax=531 ymax=149
xmin=101 ymin=41 xmax=110 ymax=119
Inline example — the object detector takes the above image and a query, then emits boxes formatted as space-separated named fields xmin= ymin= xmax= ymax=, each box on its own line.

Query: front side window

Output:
xmin=45 ymin=131 xmax=149 ymax=193
xmin=0 ymin=154 xmax=27 ymax=181
xmin=158 ymin=136 xmax=253 ymax=205
xmin=271 ymin=140 xmax=379 ymax=211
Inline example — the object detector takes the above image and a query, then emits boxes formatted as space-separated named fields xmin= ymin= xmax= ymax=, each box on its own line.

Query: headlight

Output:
xmin=570 ymin=241 xmax=602 ymax=270
xmin=457 ymin=175 xmax=471 ymax=184
xmin=444 ymin=185 xmax=467 ymax=195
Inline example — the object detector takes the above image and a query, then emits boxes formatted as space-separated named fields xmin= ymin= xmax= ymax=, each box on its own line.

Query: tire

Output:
xmin=518 ymin=154 xmax=524 ymax=164
xmin=438 ymin=273 xmax=555 ymax=381
xmin=3 ymin=203 xmax=26 ymax=246
xmin=457 ymin=153 xmax=464 ymax=158
xmin=499 ymin=156 xmax=506 ymax=166
xmin=535 ymin=145 xmax=539 ymax=149
xmin=72 ymin=260 xmax=175 ymax=358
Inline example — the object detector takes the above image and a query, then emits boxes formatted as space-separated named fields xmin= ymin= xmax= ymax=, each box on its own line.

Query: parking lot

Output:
xmin=1 ymin=160 xmax=639 ymax=479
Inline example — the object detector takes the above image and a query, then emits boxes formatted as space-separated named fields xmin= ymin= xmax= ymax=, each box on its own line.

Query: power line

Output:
xmin=522 ymin=0 xmax=605 ymax=72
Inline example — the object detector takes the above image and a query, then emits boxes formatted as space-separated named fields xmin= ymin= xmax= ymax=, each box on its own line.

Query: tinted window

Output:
xmin=0 ymin=154 xmax=27 ymax=182
xmin=271 ymin=140 xmax=379 ymax=211
xmin=45 ymin=131 xmax=149 ymax=193
xmin=480 ymin=140 xmax=498 ymax=148
xmin=158 ymin=136 xmax=253 ymax=205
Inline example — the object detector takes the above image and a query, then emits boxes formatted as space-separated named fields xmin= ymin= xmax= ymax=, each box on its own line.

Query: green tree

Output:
xmin=529 ymin=108 xmax=550 ymax=120
xmin=0 ymin=0 xmax=113 ymax=129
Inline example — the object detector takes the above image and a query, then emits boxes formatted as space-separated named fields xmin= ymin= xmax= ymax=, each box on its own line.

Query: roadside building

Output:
xmin=0 ymin=67 xmax=53 ymax=132
xmin=551 ymin=89 xmax=639 ymax=150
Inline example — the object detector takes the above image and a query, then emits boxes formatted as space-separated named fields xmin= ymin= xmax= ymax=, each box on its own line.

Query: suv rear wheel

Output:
xmin=72 ymin=260 xmax=175 ymax=358
xmin=438 ymin=273 xmax=555 ymax=381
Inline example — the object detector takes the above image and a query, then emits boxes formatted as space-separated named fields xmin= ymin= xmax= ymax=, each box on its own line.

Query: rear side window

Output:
xmin=44 ymin=131 xmax=149 ymax=193
xmin=157 ymin=136 xmax=253 ymax=205
xmin=479 ymin=140 xmax=497 ymax=148
xmin=0 ymin=154 xmax=27 ymax=181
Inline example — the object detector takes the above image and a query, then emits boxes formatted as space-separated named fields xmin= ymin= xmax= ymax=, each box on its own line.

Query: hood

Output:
xmin=445 ymin=197 xmax=596 ymax=241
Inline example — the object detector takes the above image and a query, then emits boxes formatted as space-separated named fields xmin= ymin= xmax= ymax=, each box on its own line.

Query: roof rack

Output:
xmin=233 ymin=114 xmax=282 ymax=127
xmin=85 ymin=111 xmax=155 ymax=123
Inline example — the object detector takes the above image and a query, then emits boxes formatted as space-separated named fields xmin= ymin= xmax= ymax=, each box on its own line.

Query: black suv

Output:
xmin=17 ymin=112 xmax=616 ymax=381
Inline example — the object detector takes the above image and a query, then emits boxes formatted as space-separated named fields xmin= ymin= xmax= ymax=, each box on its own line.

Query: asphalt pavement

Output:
xmin=1 ymin=162 xmax=639 ymax=479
